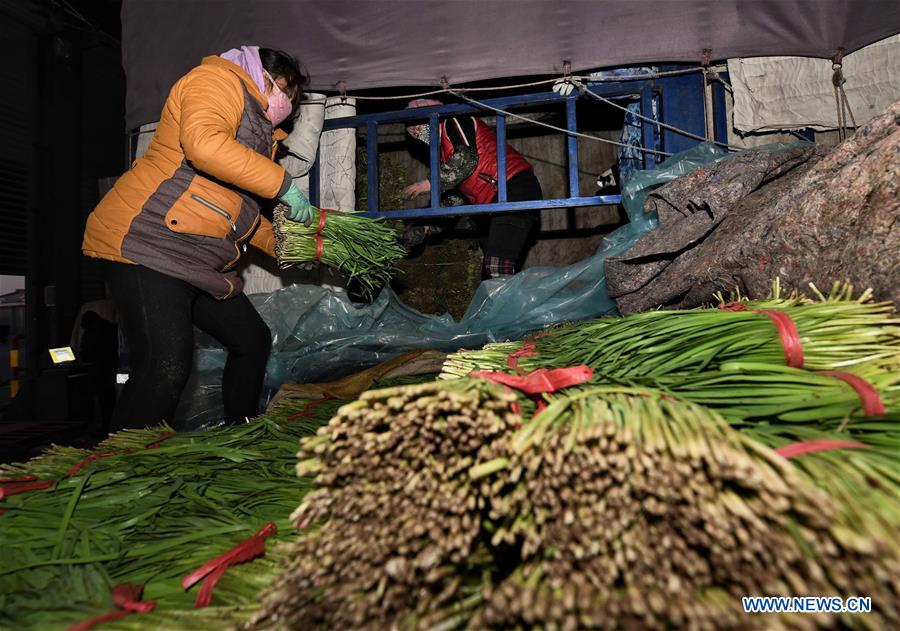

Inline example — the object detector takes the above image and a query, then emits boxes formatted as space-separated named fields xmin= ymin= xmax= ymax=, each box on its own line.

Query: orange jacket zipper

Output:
xmin=191 ymin=194 xmax=237 ymax=233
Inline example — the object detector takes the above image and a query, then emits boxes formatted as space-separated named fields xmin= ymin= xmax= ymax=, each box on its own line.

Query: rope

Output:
xmin=299 ymin=67 xmax=713 ymax=105
xmin=581 ymin=89 xmax=743 ymax=151
xmin=296 ymin=65 xmax=738 ymax=159
xmin=833 ymin=75 xmax=845 ymax=142
xmin=450 ymin=90 xmax=673 ymax=157
xmin=831 ymin=62 xmax=857 ymax=141
xmin=706 ymin=69 xmax=734 ymax=94
xmin=840 ymin=84 xmax=857 ymax=129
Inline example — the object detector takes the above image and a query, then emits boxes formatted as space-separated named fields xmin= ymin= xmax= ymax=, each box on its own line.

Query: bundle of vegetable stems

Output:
xmin=251 ymin=282 xmax=898 ymax=629
xmin=471 ymin=388 xmax=898 ymax=629
xmin=441 ymin=283 xmax=899 ymax=380
xmin=273 ymin=203 xmax=405 ymax=298
xmin=0 ymin=396 xmax=349 ymax=630
xmin=441 ymin=283 xmax=900 ymax=423
xmin=4 ymin=280 xmax=898 ymax=629
xmin=252 ymin=379 xmax=526 ymax=630
xmin=253 ymin=381 xmax=898 ymax=629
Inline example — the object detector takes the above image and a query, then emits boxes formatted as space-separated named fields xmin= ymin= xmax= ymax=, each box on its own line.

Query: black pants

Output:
xmin=78 ymin=310 xmax=119 ymax=436
xmin=481 ymin=170 xmax=543 ymax=260
xmin=104 ymin=262 xmax=272 ymax=430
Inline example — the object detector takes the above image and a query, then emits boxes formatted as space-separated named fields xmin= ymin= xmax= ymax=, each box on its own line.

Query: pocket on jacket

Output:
xmin=165 ymin=184 xmax=240 ymax=239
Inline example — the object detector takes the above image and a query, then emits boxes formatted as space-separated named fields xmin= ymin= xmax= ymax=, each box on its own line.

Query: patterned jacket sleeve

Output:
xmin=439 ymin=146 xmax=478 ymax=192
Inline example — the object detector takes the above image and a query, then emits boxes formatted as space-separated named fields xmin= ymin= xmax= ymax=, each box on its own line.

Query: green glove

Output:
xmin=280 ymin=181 xmax=314 ymax=226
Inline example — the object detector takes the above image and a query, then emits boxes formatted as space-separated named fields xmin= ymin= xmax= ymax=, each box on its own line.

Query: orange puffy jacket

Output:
xmin=82 ymin=55 xmax=291 ymax=299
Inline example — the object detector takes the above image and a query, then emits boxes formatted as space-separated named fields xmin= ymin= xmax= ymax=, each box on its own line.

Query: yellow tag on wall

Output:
xmin=48 ymin=347 xmax=76 ymax=364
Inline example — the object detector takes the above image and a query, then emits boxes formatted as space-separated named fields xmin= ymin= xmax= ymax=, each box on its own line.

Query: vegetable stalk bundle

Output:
xmin=273 ymin=204 xmax=405 ymax=299
xmin=441 ymin=286 xmax=900 ymax=380
xmin=253 ymin=381 xmax=899 ymax=629
xmin=0 ymin=401 xmax=338 ymax=630
xmin=472 ymin=388 xmax=898 ymax=629
xmin=647 ymin=359 xmax=899 ymax=424
xmin=251 ymin=380 xmax=525 ymax=630
xmin=746 ymin=423 xmax=900 ymax=552
xmin=440 ymin=286 xmax=900 ymax=425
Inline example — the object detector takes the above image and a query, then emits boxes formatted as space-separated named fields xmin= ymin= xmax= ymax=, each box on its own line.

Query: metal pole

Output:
xmin=429 ymin=113 xmax=440 ymax=209
xmin=496 ymin=113 xmax=508 ymax=203
xmin=565 ymin=97 xmax=579 ymax=197
xmin=366 ymin=121 xmax=378 ymax=212
xmin=310 ymin=147 xmax=321 ymax=207
xmin=640 ymin=84 xmax=655 ymax=169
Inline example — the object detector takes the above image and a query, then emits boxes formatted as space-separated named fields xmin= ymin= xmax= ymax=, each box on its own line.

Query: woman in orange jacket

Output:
xmin=83 ymin=46 xmax=313 ymax=430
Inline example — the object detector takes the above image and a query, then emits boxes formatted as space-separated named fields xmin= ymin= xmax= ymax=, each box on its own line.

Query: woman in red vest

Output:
xmin=402 ymin=99 xmax=542 ymax=278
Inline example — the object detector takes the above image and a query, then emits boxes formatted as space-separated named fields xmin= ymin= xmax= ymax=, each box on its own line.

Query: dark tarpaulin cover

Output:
xmin=122 ymin=0 xmax=900 ymax=129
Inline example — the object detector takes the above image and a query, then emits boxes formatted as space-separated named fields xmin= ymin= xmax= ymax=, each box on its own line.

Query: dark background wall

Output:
xmin=3 ymin=0 xmax=124 ymax=420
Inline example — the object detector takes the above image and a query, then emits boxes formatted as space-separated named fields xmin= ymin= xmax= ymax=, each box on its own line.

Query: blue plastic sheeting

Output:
xmin=174 ymin=142 xmax=726 ymax=429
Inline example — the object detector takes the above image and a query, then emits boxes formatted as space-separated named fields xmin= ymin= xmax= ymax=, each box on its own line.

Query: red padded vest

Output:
xmin=439 ymin=117 xmax=533 ymax=205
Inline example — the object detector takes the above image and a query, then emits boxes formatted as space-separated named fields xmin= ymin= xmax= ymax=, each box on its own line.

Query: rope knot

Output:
xmin=831 ymin=64 xmax=846 ymax=87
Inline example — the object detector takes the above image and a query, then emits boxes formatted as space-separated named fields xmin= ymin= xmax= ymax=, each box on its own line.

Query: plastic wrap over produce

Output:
xmin=174 ymin=143 xmax=726 ymax=429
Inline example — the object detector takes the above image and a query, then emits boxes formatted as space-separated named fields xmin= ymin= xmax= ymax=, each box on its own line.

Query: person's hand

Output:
xmin=552 ymin=77 xmax=584 ymax=97
xmin=280 ymin=181 xmax=314 ymax=226
xmin=402 ymin=179 xmax=431 ymax=198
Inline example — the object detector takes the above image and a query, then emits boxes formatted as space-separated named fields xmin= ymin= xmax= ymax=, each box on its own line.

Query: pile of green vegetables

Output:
xmin=2 ymin=282 xmax=898 ymax=629
xmin=0 ymin=397 xmax=347 ymax=630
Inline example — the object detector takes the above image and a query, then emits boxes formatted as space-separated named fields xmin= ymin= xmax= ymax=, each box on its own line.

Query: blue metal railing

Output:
xmin=310 ymin=82 xmax=661 ymax=219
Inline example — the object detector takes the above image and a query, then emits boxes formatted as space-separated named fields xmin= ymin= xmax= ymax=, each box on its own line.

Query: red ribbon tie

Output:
xmin=470 ymin=366 xmax=594 ymax=395
xmin=775 ymin=439 xmax=867 ymax=459
xmin=67 ymin=453 xmax=115 ymax=477
xmin=471 ymin=365 xmax=593 ymax=417
xmin=817 ymin=370 xmax=886 ymax=417
xmin=718 ymin=303 xmax=804 ymax=368
xmin=182 ymin=522 xmax=278 ymax=608
xmin=0 ymin=479 xmax=54 ymax=500
xmin=288 ymin=396 xmax=332 ymax=422
xmin=146 ymin=431 xmax=177 ymax=449
xmin=506 ymin=341 xmax=539 ymax=371
xmin=753 ymin=309 xmax=804 ymax=368
xmin=313 ymin=209 xmax=333 ymax=261
xmin=67 ymin=583 xmax=155 ymax=631
xmin=0 ymin=475 xmax=37 ymax=484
